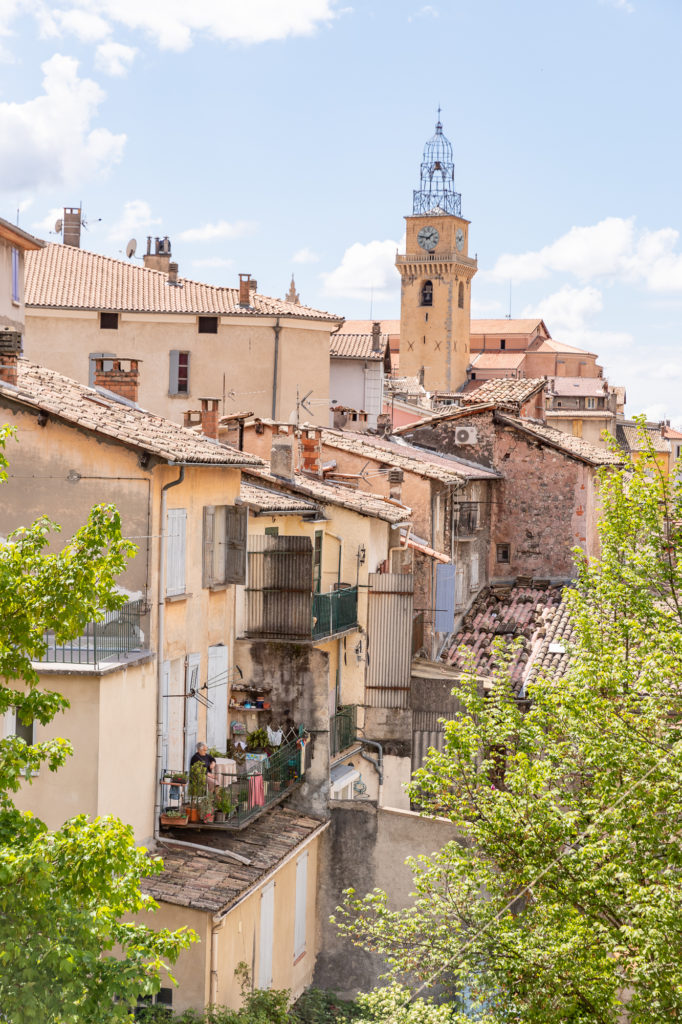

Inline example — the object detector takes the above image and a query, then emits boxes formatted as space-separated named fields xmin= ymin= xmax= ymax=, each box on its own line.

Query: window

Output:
xmin=169 ymin=350 xmax=190 ymax=395
xmin=202 ymin=505 xmax=247 ymax=587
xmin=572 ymin=419 xmax=583 ymax=438
xmin=166 ymin=508 xmax=187 ymax=596
xmin=471 ymin=372 xmax=476 ymax=380
xmin=264 ymin=526 xmax=279 ymax=537
xmin=470 ymin=552 xmax=479 ymax=590
xmin=11 ymin=247 xmax=19 ymax=303
xmin=458 ymin=281 xmax=464 ymax=309
xmin=198 ymin=316 xmax=218 ymax=334
xmin=420 ymin=280 xmax=433 ymax=307
xmin=294 ymin=851 xmax=308 ymax=961
xmin=99 ymin=312 xmax=119 ymax=330
xmin=586 ymin=397 xmax=596 ymax=409
xmin=454 ymin=501 xmax=479 ymax=534
xmin=500 ymin=338 xmax=506 ymax=350
xmin=496 ymin=543 xmax=510 ymax=564
xmin=313 ymin=530 xmax=323 ymax=593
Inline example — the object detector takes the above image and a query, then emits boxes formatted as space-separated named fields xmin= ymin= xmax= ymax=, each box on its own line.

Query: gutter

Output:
xmin=154 ymin=466 xmax=185 ymax=842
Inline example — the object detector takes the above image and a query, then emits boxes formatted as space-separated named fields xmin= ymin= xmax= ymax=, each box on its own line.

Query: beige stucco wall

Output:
xmin=24 ymin=310 xmax=333 ymax=426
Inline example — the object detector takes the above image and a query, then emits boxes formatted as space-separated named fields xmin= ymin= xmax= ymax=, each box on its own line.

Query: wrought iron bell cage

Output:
xmin=412 ymin=118 xmax=462 ymax=217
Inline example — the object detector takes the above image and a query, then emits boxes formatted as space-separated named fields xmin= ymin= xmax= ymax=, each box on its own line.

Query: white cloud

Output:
xmin=322 ymin=238 xmax=401 ymax=301
xmin=107 ymin=200 xmax=161 ymax=241
xmin=292 ymin=247 xmax=320 ymax=264
xmin=95 ymin=41 xmax=136 ymax=75
xmin=54 ymin=7 xmax=111 ymax=41
xmin=32 ymin=205 xmax=64 ymax=232
xmin=178 ymin=219 xmax=255 ymax=242
xmin=600 ymin=0 xmax=634 ymax=13
xmin=0 ymin=53 xmax=125 ymax=193
xmin=408 ymin=5 xmax=439 ymax=21
xmin=523 ymin=284 xmax=633 ymax=352
xmin=191 ymin=257 xmax=235 ymax=268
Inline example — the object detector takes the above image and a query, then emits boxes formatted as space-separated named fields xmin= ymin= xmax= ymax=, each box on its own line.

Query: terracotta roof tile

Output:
xmin=497 ymin=413 xmax=622 ymax=466
xmin=25 ymin=244 xmax=342 ymax=321
xmin=330 ymin=333 xmax=388 ymax=360
xmin=240 ymin=481 xmax=319 ymax=514
xmin=469 ymin=351 xmax=526 ymax=369
xmin=340 ymin=319 xmax=401 ymax=335
xmin=244 ymin=468 xmax=410 ymax=524
xmin=617 ymin=422 xmax=671 ymax=454
xmin=1 ymin=360 xmax=264 ymax=467
xmin=548 ymin=377 xmax=607 ymax=398
xmin=460 ymin=377 xmax=546 ymax=408
xmin=535 ymin=338 xmax=594 ymax=355
xmin=471 ymin=319 xmax=547 ymax=336
xmin=321 ymin=429 xmax=498 ymax=482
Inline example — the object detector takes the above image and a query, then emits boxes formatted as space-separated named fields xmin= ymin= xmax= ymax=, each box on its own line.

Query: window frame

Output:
xmin=496 ymin=543 xmax=511 ymax=565
xmin=198 ymin=316 xmax=219 ymax=334
xmin=202 ymin=504 xmax=247 ymax=588
xmin=99 ymin=311 xmax=119 ymax=330
xmin=169 ymin=350 xmax=191 ymax=396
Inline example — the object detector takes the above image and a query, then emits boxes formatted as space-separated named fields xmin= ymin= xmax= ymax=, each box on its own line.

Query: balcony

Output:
xmin=312 ymin=586 xmax=358 ymax=641
xmin=38 ymin=599 xmax=144 ymax=667
xmin=330 ymin=704 xmax=357 ymax=757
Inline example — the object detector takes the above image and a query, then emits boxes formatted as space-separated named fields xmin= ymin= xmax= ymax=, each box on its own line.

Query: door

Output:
xmin=206 ymin=644 xmax=228 ymax=753
xmin=184 ymin=653 xmax=200 ymax=771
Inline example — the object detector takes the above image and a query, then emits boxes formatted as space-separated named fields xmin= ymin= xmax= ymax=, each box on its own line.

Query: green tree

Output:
xmin=336 ymin=429 xmax=682 ymax=1023
xmin=0 ymin=428 xmax=193 ymax=1021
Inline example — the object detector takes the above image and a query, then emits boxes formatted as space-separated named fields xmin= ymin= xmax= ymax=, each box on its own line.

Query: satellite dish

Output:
xmin=126 ymin=238 xmax=137 ymax=259
xmin=54 ymin=219 xmax=63 ymax=234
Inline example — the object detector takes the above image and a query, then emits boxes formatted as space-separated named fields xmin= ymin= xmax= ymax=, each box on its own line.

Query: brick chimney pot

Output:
xmin=199 ymin=398 xmax=220 ymax=440
xmin=94 ymin=358 xmax=140 ymax=403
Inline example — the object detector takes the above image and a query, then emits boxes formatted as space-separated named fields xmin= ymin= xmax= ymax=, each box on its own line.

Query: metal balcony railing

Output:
xmin=330 ymin=705 xmax=357 ymax=757
xmin=38 ymin=599 xmax=144 ymax=666
xmin=312 ymin=586 xmax=358 ymax=640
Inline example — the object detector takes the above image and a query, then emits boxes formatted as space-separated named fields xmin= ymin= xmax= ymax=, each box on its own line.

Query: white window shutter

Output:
xmin=166 ymin=509 xmax=187 ymax=596
xmin=470 ymin=553 xmax=479 ymax=590
xmin=184 ymin=653 xmax=200 ymax=770
xmin=294 ymin=851 xmax=308 ymax=960
xmin=206 ymin=644 xmax=228 ymax=752
xmin=161 ymin=661 xmax=170 ymax=772
xmin=258 ymin=881 xmax=275 ymax=989
xmin=169 ymin=350 xmax=180 ymax=394
xmin=203 ymin=506 xmax=216 ymax=587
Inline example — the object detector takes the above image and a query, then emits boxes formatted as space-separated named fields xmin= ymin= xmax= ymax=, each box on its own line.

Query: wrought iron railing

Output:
xmin=38 ymin=599 xmax=144 ymax=666
xmin=312 ymin=586 xmax=358 ymax=640
xmin=330 ymin=705 xmax=357 ymax=757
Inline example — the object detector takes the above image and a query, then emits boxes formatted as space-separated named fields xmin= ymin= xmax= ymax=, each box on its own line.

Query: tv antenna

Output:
xmin=126 ymin=238 xmax=137 ymax=260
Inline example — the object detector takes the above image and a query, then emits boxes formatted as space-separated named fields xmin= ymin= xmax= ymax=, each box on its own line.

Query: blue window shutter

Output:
xmin=435 ymin=563 xmax=456 ymax=634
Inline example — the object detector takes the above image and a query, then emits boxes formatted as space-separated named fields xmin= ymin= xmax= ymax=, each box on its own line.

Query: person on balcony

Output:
xmin=190 ymin=742 xmax=217 ymax=790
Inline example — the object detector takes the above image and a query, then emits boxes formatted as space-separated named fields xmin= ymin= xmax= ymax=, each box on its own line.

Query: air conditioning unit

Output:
xmin=455 ymin=426 xmax=477 ymax=445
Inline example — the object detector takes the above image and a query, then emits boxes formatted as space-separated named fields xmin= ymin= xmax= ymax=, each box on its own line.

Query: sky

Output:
xmin=1 ymin=0 xmax=682 ymax=423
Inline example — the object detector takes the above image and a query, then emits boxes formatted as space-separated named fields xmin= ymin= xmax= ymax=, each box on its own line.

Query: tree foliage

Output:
xmin=336 ymin=429 xmax=682 ymax=1023
xmin=0 ymin=428 xmax=193 ymax=1021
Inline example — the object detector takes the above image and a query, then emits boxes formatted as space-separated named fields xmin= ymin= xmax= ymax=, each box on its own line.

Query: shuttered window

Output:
xmin=206 ymin=644 xmax=228 ymax=752
xmin=202 ymin=505 xmax=247 ymax=587
xmin=470 ymin=553 xmax=479 ymax=590
xmin=294 ymin=852 xmax=308 ymax=960
xmin=166 ymin=508 xmax=187 ymax=596
xmin=11 ymin=248 xmax=19 ymax=302
xmin=169 ymin=350 xmax=190 ymax=395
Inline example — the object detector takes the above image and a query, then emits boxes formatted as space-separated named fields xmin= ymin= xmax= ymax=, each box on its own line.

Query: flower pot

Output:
xmin=160 ymin=814 xmax=188 ymax=826
xmin=187 ymin=806 xmax=200 ymax=823
xmin=215 ymin=811 xmax=225 ymax=823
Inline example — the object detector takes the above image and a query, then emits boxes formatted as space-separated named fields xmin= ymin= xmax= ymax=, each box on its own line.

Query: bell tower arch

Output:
xmin=396 ymin=115 xmax=477 ymax=393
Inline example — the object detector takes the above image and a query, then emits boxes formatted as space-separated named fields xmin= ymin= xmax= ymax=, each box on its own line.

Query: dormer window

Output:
xmin=420 ymin=280 xmax=433 ymax=307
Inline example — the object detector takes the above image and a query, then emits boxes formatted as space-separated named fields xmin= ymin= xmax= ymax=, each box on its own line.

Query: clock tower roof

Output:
xmin=413 ymin=112 xmax=462 ymax=218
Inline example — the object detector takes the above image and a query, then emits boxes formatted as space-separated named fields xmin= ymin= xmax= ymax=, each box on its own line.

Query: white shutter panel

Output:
xmin=161 ymin=660 xmax=170 ymax=772
xmin=206 ymin=644 xmax=228 ymax=752
xmin=455 ymin=566 xmax=466 ymax=609
xmin=294 ymin=851 xmax=308 ymax=960
xmin=258 ymin=881 xmax=275 ymax=989
xmin=184 ymin=653 xmax=200 ymax=771
xmin=470 ymin=553 xmax=479 ymax=590
xmin=166 ymin=509 xmax=187 ymax=596
xmin=169 ymin=350 xmax=180 ymax=395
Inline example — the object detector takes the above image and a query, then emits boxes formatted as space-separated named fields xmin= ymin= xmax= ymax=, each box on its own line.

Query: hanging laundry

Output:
xmin=267 ymin=724 xmax=283 ymax=747
xmin=248 ymin=772 xmax=265 ymax=807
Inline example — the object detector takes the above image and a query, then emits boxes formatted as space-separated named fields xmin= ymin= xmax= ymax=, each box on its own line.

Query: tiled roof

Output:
xmin=330 ymin=333 xmax=388 ymax=360
xmin=617 ymin=422 xmax=671 ymax=454
xmin=663 ymin=424 xmax=682 ymax=440
xmin=385 ymin=376 xmax=428 ymax=398
xmin=391 ymin=403 xmax=496 ymax=435
xmin=498 ymin=413 xmax=623 ymax=466
xmin=341 ymin=319 xmax=401 ymax=335
xmin=244 ymin=468 xmax=410 ymax=524
xmin=240 ymin=481 xmax=319 ymax=515
xmin=535 ymin=338 xmax=594 ymax=355
xmin=548 ymin=376 xmax=608 ymax=397
xmin=470 ymin=351 xmax=525 ymax=369
xmin=471 ymin=319 xmax=547 ymax=336
xmin=546 ymin=410 xmax=614 ymax=419
xmin=460 ymin=377 xmax=547 ymax=408
xmin=1 ymin=360 xmax=264 ymax=467
xmin=144 ymin=808 xmax=325 ymax=913
xmin=25 ymin=244 xmax=342 ymax=321
xmin=321 ymin=429 xmax=499 ymax=482
xmin=442 ymin=583 xmax=572 ymax=695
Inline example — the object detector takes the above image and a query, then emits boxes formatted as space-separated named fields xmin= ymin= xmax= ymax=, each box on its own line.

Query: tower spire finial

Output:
xmin=412 ymin=113 xmax=461 ymax=216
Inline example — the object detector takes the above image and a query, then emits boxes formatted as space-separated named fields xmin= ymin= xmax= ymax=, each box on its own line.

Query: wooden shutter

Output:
xmin=161 ymin=660 xmax=170 ymax=772
xmin=258 ymin=881 xmax=275 ymax=989
xmin=470 ymin=553 xmax=479 ymax=590
xmin=169 ymin=350 xmax=180 ymax=395
xmin=166 ymin=509 xmax=186 ymax=596
xmin=206 ymin=644 xmax=228 ymax=752
xmin=455 ymin=566 xmax=466 ymax=609
xmin=294 ymin=851 xmax=308 ymax=960
xmin=224 ymin=505 xmax=247 ymax=585
xmin=202 ymin=506 xmax=216 ymax=588
xmin=184 ymin=653 xmax=200 ymax=771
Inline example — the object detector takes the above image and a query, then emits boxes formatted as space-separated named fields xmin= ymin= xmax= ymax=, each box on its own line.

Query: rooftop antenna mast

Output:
xmin=506 ymin=280 xmax=512 ymax=319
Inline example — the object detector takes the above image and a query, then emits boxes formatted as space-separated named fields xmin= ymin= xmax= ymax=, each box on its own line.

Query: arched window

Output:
xmin=420 ymin=280 xmax=433 ymax=307
xmin=458 ymin=281 xmax=464 ymax=309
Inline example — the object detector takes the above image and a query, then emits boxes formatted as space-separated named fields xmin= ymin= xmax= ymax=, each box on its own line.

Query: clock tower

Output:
xmin=396 ymin=116 xmax=477 ymax=393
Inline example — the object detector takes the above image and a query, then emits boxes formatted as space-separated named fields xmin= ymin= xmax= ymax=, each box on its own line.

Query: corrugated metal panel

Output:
xmin=435 ymin=563 xmax=455 ymax=633
xmin=246 ymin=535 xmax=313 ymax=639
xmin=411 ymin=712 xmax=447 ymax=774
xmin=366 ymin=573 xmax=414 ymax=709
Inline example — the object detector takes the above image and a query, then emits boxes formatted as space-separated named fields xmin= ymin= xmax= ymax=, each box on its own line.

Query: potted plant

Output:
xmin=170 ymin=770 xmax=188 ymax=784
xmin=247 ymin=727 xmax=269 ymax=752
xmin=198 ymin=793 xmax=215 ymax=823
xmin=187 ymin=761 xmax=207 ymax=823
xmin=214 ymin=787 xmax=235 ymax=823
xmin=160 ymin=807 xmax=188 ymax=827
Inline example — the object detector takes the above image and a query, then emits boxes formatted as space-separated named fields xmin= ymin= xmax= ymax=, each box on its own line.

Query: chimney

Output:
xmin=63 ymin=207 xmax=81 ymax=248
xmin=94 ymin=358 xmax=139 ymax=402
xmin=300 ymin=428 xmax=322 ymax=477
xmin=183 ymin=409 xmax=202 ymax=429
xmin=167 ymin=261 xmax=179 ymax=285
xmin=199 ymin=398 xmax=220 ymax=440
xmin=270 ymin=436 xmax=295 ymax=481
xmin=239 ymin=273 xmax=252 ymax=307
xmin=388 ymin=467 xmax=403 ymax=502
xmin=0 ymin=328 xmax=22 ymax=386
xmin=371 ymin=321 xmax=382 ymax=353
xmin=143 ymin=236 xmax=172 ymax=272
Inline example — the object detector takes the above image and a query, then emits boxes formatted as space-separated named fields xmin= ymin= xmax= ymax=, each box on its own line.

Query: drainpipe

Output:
xmin=210 ymin=916 xmax=226 ymax=1005
xmin=154 ymin=466 xmax=185 ymax=841
xmin=271 ymin=317 xmax=281 ymax=420
xmin=356 ymin=732 xmax=384 ymax=802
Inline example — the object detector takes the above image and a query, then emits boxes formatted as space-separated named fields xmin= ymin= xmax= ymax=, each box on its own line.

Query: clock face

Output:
xmin=455 ymin=228 xmax=465 ymax=252
xmin=417 ymin=226 xmax=439 ymax=252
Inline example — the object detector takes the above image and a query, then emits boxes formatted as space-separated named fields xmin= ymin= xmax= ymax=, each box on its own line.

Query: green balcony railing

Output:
xmin=38 ymin=599 xmax=144 ymax=666
xmin=312 ymin=586 xmax=358 ymax=640
xmin=330 ymin=704 xmax=357 ymax=757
